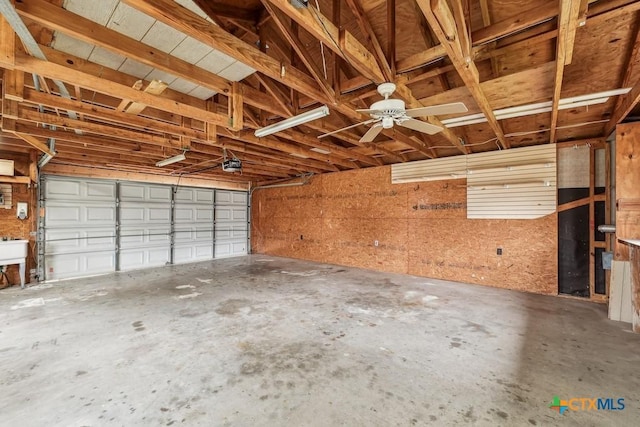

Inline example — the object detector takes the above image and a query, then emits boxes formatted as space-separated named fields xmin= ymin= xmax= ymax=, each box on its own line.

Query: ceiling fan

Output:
xmin=319 ymin=83 xmax=468 ymax=143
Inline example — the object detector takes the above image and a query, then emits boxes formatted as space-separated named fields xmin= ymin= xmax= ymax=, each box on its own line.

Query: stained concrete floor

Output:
xmin=1 ymin=255 xmax=639 ymax=426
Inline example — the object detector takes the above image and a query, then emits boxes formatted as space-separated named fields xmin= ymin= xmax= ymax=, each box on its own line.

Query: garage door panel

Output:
xmin=45 ymin=179 xmax=116 ymax=202
xmin=174 ymin=205 xmax=214 ymax=223
xmin=175 ymin=188 xmax=214 ymax=203
xmin=174 ymin=243 xmax=213 ymax=263
xmin=120 ymin=247 xmax=170 ymax=270
xmin=216 ymin=190 xmax=247 ymax=205
xmin=120 ymin=226 xmax=171 ymax=247
xmin=45 ymin=229 xmax=116 ymax=254
xmin=174 ymin=227 xmax=213 ymax=242
xmin=215 ymin=207 xmax=247 ymax=222
xmin=43 ymin=178 xmax=247 ymax=280
xmin=120 ymin=183 xmax=172 ymax=202
xmin=45 ymin=251 xmax=115 ymax=280
xmin=120 ymin=205 xmax=170 ymax=224
xmin=215 ymin=241 xmax=247 ymax=258
xmin=46 ymin=203 xmax=115 ymax=227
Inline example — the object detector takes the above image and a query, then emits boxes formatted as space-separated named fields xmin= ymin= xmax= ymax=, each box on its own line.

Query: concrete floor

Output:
xmin=1 ymin=256 xmax=638 ymax=426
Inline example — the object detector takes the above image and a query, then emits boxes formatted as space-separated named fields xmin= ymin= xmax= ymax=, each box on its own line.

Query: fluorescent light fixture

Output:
xmin=440 ymin=88 xmax=631 ymax=128
xmin=255 ymin=105 xmax=330 ymax=138
xmin=156 ymin=152 xmax=186 ymax=167
xmin=290 ymin=153 xmax=309 ymax=159
xmin=310 ymin=147 xmax=331 ymax=154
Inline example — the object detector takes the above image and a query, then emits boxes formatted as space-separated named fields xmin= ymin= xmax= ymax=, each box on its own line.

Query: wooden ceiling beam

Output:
xmin=260 ymin=0 xmax=335 ymax=102
xmin=396 ymin=45 xmax=446 ymax=74
xmin=18 ymin=108 xmax=186 ymax=149
xmin=15 ymin=0 xmax=291 ymax=119
xmin=191 ymin=1 xmax=259 ymax=24
xmin=14 ymin=53 xmax=227 ymax=127
xmin=217 ymin=128 xmax=347 ymax=170
xmin=261 ymin=0 xmax=462 ymax=154
xmin=344 ymin=0 xmax=393 ymax=81
xmin=605 ymin=13 xmax=640 ymax=136
xmin=472 ymin=0 xmax=558 ymax=45
xmin=0 ymin=12 xmax=15 ymax=69
xmin=43 ymin=163 xmax=249 ymax=190
xmin=122 ymin=0 xmax=328 ymax=103
xmin=23 ymin=89 xmax=206 ymax=140
xmin=264 ymin=0 xmax=384 ymax=83
xmin=549 ymin=0 xmax=582 ymax=143
xmin=417 ymin=0 xmax=508 ymax=150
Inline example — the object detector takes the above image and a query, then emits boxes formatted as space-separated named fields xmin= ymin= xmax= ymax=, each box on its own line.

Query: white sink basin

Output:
xmin=0 ymin=240 xmax=28 ymax=264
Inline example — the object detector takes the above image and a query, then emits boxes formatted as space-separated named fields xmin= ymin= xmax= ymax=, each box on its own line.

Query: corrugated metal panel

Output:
xmin=467 ymin=144 xmax=557 ymax=219
xmin=391 ymin=156 xmax=467 ymax=183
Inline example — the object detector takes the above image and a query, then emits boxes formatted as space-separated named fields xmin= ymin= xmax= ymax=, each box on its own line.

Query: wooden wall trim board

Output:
xmin=252 ymin=165 xmax=557 ymax=295
xmin=42 ymin=164 xmax=249 ymax=191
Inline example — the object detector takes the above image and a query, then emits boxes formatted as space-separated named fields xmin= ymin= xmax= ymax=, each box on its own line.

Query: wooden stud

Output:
xmin=0 ymin=11 xmax=15 ymax=69
xmin=229 ymin=82 xmax=244 ymax=132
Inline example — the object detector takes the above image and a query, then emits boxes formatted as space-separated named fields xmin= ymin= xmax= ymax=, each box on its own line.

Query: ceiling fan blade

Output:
xmin=399 ymin=118 xmax=443 ymax=135
xmin=405 ymin=102 xmax=468 ymax=117
xmin=356 ymin=108 xmax=384 ymax=115
xmin=360 ymin=124 xmax=383 ymax=142
xmin=318 ymin=119 xmax=376 ymax=139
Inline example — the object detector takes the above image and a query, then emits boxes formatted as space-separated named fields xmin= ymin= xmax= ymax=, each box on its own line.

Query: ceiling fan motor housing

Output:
xmin=369 ymin=99 xmax=406 ymax=118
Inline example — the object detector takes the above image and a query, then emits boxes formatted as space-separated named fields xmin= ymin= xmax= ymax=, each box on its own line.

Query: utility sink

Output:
xmin=0 ymin=240 xmax=28 ymax=288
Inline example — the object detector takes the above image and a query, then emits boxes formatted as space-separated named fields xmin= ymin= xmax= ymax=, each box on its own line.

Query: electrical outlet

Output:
xmin=374 ymin=240 xmax=379 ymax=247
xmin=497 ymin=248 xmax=503 ymax=256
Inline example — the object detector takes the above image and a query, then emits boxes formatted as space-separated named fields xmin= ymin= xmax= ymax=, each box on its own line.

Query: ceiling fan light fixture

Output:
xmin=255 ymin=105 xmax=330 ymax=138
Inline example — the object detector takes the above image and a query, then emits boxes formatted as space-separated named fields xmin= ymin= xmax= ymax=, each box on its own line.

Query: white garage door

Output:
xmin=215 ymin=190 xmax=248 ymax=257
xmin=43 ymin=177 xmax=116 ymax=280
xmin=118 ymin=183 xmax=172 ymax=270
xmin=174 ymin=187 xmax=215 ymax=264
xmin=41 ymin=176 xmax=248 ymax=281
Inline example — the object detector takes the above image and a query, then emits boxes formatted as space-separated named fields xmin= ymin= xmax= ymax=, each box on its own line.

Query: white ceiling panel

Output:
xmin=107 ymin=2 xmax=155 ymax=41
xmin=196 ymin=50 xmax=235 ymax=75
xmin=63 ymin=0 xmax=118 ymax=26
xmin=141 ymin=21 xmax=187 ymax=53
xmin=51 ymin=32 xmax=94 ymax=60
xmin=218 ymin=62 xmax=255 ymax=82
xmin=88 ymin=46 xmax=126 ymax=70
xmin=168 ymin=78 xmax=199 ymax=94
xmin=171 ymin=37 xmax=211 ymax=64
xmin=188 ymin=86 xmax=217 ymax=100
xmin=118 ymin=58 xmax=154 ymax=79
xmin=144 ymin=69 xmax=178 ymax=86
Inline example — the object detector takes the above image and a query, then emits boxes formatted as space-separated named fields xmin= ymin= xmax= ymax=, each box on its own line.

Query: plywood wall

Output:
xmin=0 ymin=152 xmax=37 ymax=288
xmin=252 ymin=165 xmax=557 ymax=295
xmin=615 ymin=124 xmax=640 ymax=262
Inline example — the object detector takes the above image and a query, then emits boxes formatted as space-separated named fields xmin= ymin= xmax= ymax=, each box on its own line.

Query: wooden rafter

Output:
xmin=0 ymin=12 xmax=15 ymax=68
xmin=260 ymin=0 xmax=335 ymax=102
xmin=549 ymin=0 xmax=582 ymax=143
xmin=343 ymin=0 xmax=392 ymax=81
xmin=417 ymin=0 xmax=509 ymax=150
xmin=13 ymin=53 xmax=227 ymax=127
xmin=264 ymin=0 xmax=385 ymax=83
xmin=605 ymin=14 xmax=640 ymax=136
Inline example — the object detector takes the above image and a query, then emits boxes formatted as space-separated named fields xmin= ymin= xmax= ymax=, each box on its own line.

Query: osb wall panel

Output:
xmin=252 ymin=166 xmax=557 ymax=295
xmin=0 ymin=153 xmax=36 ymax=288
xmin=615 ymin=123 xmax=640 ymax=261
